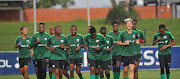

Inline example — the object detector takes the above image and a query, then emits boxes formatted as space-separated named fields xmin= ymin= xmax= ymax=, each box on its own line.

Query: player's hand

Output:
xmin=75 ymin=46 xmax=81 ymax=52
xmin=51 ymin=47 xmax=55 ymax=51
xmin=125 ymin=40 xmax=129 ymax=45
xmin=17 ymin=43 xmax=22 ymax=47
xmin=106 ymin=48 xmax=112 ymax=51
xmin=139 ymin=38 xmax=142 ymax=43
xmin=30 ymin=52 xmax=33 ymax=58
xmin=160 ymin=45 xmax=167 ymax=51
xmin=157 ymin=37 xmax=161 ymax=41
xmin=37 ymin=37 xmax=40 ymax=43
xmin=60 ymin=44 xmax=65 ymax=48
xmin=95 ymin=47 xmax=100 ymax=51
xmin=84 ymin=46 xmax=88 ymax=50
xmin=67 ymin=52 xmax=70 ymax=56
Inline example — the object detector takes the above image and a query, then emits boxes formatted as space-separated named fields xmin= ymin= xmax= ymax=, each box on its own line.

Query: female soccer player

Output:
xmin=152 ymin=24 xmax=175 ymax=79
xmin=117 ymin=18 xmax=139 ymax=79
xmin=67 ymin=25 xmax=84 ymax=79
xmin=14 ymin=26 xmax=33 ymax=79
xmin=100 ymin=27 xmax=115 ymax=79
xmin=46 ymin=25 xmax=70 ymax=79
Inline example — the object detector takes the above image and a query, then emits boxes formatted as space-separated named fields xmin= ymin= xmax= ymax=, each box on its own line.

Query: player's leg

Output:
xmin=159 ymin=55 xmax=165 ymax=79
xmin=134 ymin=54 xmax=141 ymax=79
xmin=54 ymin=69 xmax=60 ymax=79
xmin=19 ymin=58 xmax=24 ymax=77
xmin=76 ymin=58 xmax=83 ymax=79
xmin=37 ymin=59 xmax=42 ymax=79
xmin=122 ymin=56 xmax=128 ymax=79
xmin=33 ymin=60 xmax=38 ymax=78
xmin=95 ymin=60 xmax=102 ymax=79
xmin=70 ymin=63 xmax=75 ymax=78
xmin=116 ymin=55 xmax=122 ymax=79
xmin=40 ymin=57 xmax=48 ymax=79
xmin=112 ymin=56 xmax=117 ymax=79
xmin=88 ymin=59 xmax=96 ymax=79
xmin=95 ymin=68 xmax=100 ymax=79
xmin=23 ymin=57 xmax=31 ymax=79
xmin=63 ymin=61 xmax=70 ymax=79
xmin=165 ymin=54 xmax=172 ymax=79
xmin=100 ymin=68 xmax=104 ymax=79
xmin=49 ymin=60 xmax=53 ymax=79
xmin=59 ymin=60 xmax=65 ymax=79
xmin=104 ymin=60 xmax=111 ymax=79
xmin=129 ymin=64 xmax=135 ymax=79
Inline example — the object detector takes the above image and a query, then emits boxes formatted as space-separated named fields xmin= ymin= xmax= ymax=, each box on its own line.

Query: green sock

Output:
xmin=100 ymin=77 xmax=104 ymax=79
xmin=161 ymin=74 xmax=165 ymax=79
xmin=36 ymin=75 xmax=38 ymax=79
xmin=113 ymin=72 xmax=116 ymax=79
xmin=49 ymin=74 xmax=52 ymax=79
xmin=80 ymin=75 xmax=84 ymax=79
xmin=116 ymin=72 xmax=120 ymax=79
xmin=107 ymin=76 xmax=110 ymax=79
xmin=90 ymin=75 xmax=96 ymax=79
xmin=95 ymin=74 xmax=99 ymax=79
xmin=52 ymin=74 xmax=55 ymax=79
xmin=166 ymin=73 xmax=170 ymax=79
xmin=123 ymin=77 xmax=128 ymax=79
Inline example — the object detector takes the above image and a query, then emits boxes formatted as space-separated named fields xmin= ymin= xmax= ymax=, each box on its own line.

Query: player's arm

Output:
xmin=160 ymin=33 xmax=175 ymax=51
xmin=98 ymin=36 xmax=107 ymax=50
xmin=117 ymin=33 xmax=129 ymax=45
xmin=107 ymin=37 xmax=115 ymax=51
xmin=30 ymin=47 xmax=34 ymax=58
xmin=75 ymin=36 xmax=85 ymax=52
xmin=14 ymin=38 xmax=21 ymax=48
xmin=152 ymin=35 xmax=161 ymax=46
xmin=60 ymin=37 xmax=70 ymax=49
xmin=139 ymin=31 xmax=145 ymax=43
xmin=28 ymin=35 xmax=40 ymax=49
xmin=46 ymin=38 xmax=55 ymax=51
xmin=83 ymin=35 xmax=88 ymax=50
xmin=135 ymin=33 xmax=140 ymax=45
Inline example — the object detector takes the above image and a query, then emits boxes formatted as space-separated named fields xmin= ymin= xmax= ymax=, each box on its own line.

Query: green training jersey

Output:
xmin=67 ymin=33 xmax=84 ymax=59
xmin=15 ymin=36 xmax=31 ymax=58
xmin=118 ymin=30 xmax=139 ymax=56
xmin=108 ymin=31 xmax=122 ymax=56
xmin=134 ymin=29 xmax=145 ymax=55
xmin=47 ymin=34 xmax=70 ymax=60
xmin=153 ymin=31 xmax=175 ymax=55
xmin=29 ymin=32 xmax=50 ymax=59
xmin=102 ymin=35 xmax=114 ymax=61
xmin=84 ymin=33 xmax=107 ymax=60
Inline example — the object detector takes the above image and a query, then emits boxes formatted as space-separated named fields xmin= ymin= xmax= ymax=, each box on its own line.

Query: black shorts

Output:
xmin=48 ymin=58 xmax=52 ymax=68
xmin=88 ymin=59 xmax=102 ymax=69
xmin=122 ymin=55 xmax=136 ymax=66
xmin=158 ymin=54 xmax=172 ymax=66
xmin=69 ymin=58 xmax=82 ymax=67
xmin=135 ymin=54 xmax=142 ymax=62
xmin=33 ymin=57 xmax=49 ymax=67
xmin=51 ymin=60 xmax=65 ymax=69
xmin=112 ymin=55 xmax=122 ymax=65
xmin=64 ymin=61 xmax=69 ymax=70
xmin=101 ymin=60 xmax=111 ymax=70
xmin=19 ymin=57 xmax=31 ymax=68
xmin=33 ymin=59 xmax=38 ymax=67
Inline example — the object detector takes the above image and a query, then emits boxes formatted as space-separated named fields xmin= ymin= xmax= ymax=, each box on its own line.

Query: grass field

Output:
xmin=0 ymin=70 xmax=180 ymax=79
xmin=0 ymin=18 xmax=180 ymax=51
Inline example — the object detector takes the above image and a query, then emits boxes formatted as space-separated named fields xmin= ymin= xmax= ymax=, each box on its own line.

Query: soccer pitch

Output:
xmin=0 ymin=70 xmax=180 ymax=79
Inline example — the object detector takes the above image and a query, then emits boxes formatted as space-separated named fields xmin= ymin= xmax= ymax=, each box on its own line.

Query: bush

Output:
xmin=106 ymin=5 xmax=139 ymax=24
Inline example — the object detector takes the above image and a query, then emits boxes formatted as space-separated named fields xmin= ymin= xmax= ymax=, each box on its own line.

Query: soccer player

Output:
xmin=152 ymin=24 xmax=175 ymax=79
xmin=67 ymin=25 xmax=84 ymax=79
xmin=28 ymin=23 xmax=50 ymax=79
xmin=14 ymin=26 xmax=33 ymax=79
xmin=49 ymin=26 xmax=55 ymax=79
xmin=117 ymin=18 xmax=139 ymax=79
xmin=88 ymin=26 xmax=93 ymax=34
xmin=46 ymin=25 xmax=70 ymax=79
xmin=108 ymin=22 xmax=122 ymax=79
xmin=99 ymin=27 xmax=115 ymax=79
xmin=132 ymin=19 xmax=145 ymax=79
xmin=84 ymin=26 xmax=107 ymax=79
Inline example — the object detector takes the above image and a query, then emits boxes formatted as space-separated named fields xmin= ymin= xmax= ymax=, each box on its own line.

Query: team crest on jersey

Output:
xmin=76 ymin=39 xmax=79 ymax=42
xmin=44 ymin=38 xmax=47 ymax=40
xmin=61 ymin=40 xmax=64 ymax=43
xmin=164 ymin=36 xmax=167 ymax=39
xmin=137 ymin=34 xmax=139 ymax=37
xmin=96 ymin=40 xmax=99 ymax=42
xmin=133 ymin=35 xmax=135 ymax=38
xmin=107 ymin=41 xmax=109 ymax=44
xmin=26 ymin=40 xmax=29 ymax=42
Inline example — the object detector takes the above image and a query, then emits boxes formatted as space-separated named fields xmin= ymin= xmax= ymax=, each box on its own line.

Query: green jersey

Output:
xmin=67 ymin=33 xmax=84 ymax=59
xmin=65 ymin=50 xmax=69 ymax=61
xmin=84 ymin=33 xmax=107 ymax=60
xmin=47 ymin=34 xmax=70 ymax=60
xmin=102 ymin=35 xmax=114 ymax=61
xmin=29 ymin=32 xmax=50 ymax=59
xmin=15 ymin=36 xmax=31 ymax=58
xmin=153 ymin=31 xmax=175 ymax=55
xmin=108 ymin=31 xmax=122 ymax=56
xmin=134 ymin=29 xmax=145 ymax=55
xmin=118 ymin=30 xmax=139 ymax=56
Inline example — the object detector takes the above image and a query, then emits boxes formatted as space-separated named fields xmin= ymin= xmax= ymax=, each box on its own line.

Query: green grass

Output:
xmin=0 ymin=18 xmax=180 ymax=51
xmin=0 ymin=70 xmax=180 ymax=79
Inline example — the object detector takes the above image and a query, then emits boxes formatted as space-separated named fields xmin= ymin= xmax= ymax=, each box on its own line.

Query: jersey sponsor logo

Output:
xmin=26 ymin=40 xmax=29 ymax=42
xmin=133 ymin=35 xmax=135 ymax=38
xmin=20 ymin=45 xmax=28 ymax=47
xmin=44 ymin=38 xmax=47 ymax=40
xmin=76 ymin=39 xmax=79 ymax=42
xmin=114 ymin=41 xmax=117 ymax=43
xmin=70 ymin=44 xmax=76 ymax=47
xmin=61 ymin=40 xmax=64 ymax=43
xmin=164 ymin=36 xmax=167 ymax=39
xmin=37 ymin=44 xmax=46 ymax=46
xmin=96 ymin=40 xmax=99 ymax=42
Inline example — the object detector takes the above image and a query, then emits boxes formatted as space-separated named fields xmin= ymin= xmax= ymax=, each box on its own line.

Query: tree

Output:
xmin=110 ymin=0 xmax=117 ymax=7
